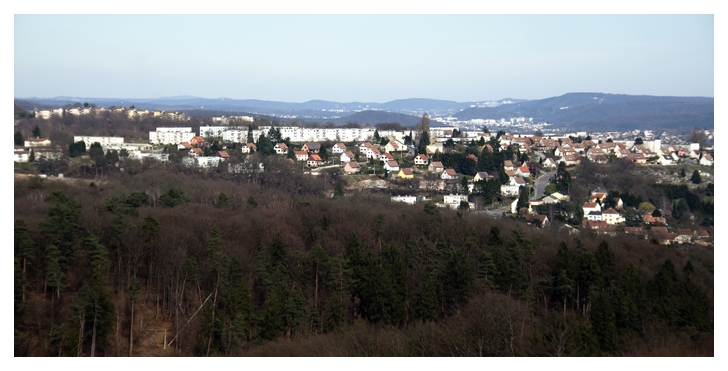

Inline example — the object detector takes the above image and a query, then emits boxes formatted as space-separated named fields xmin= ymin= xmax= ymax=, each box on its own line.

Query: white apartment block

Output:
xmin=391 ymin=195 xmax=417 ymax=205
xmin=149 ymin=127 xmax=196 ymax=145
xmin=212 ymin=116 xmax=254 ymax=124
xmin=34 ymin=108 xmax=65 ymax=119
xmin=73 ymin=136 xmax=125 ymax=150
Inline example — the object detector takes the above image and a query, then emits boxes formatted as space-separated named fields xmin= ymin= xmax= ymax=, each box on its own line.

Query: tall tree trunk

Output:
xmin=129 ymin=300 xmax=134 ymax=357
xmin=90 ymin=302 xmax=98 ymax=357
xmin=77 ymin=312 xmax=85 ymax=357
xmin=206 ymin=276 xmax=219 ymax=356
xmin=314 ymin=264 xmax=319 ymax=313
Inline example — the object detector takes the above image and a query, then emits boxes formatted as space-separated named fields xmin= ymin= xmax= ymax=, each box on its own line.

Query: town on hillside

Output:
xmin=14 ymin=107 xmax=714 ymax=247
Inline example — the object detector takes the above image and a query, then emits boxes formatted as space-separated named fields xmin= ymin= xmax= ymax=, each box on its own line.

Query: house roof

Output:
xmin=246 ymin=143 xmax=256 ymax=149
xmin=344 ymin=151 xmax=355 ymax=158
xmin=476 ymin=171 xmax=489 ymax=178
xmin=651 ymin=226 xmax=668 ymax=234
xmin=308 ymin=154 xmax=322 ymax=161
xmin=400 ymin=168 xmax=414 ymax=176
xmin=444 ymin=168 xmax=457 ymax=176
xmin=430 ymin=161 xmax=443 ymax=168
xmin=695 ymin=229 xmax=710 ymax=238
xmin=335 ymin=143 xmax=346 ymax=149
xmin=518 ymin=165 xmax=530 ymax=173
xmin=602 ymin=208 xmax=619 ymax=214
xmin=416 ymin=154 xmax=428 ymax=161
xmin=678 ymin=228 xmax=692 ymax=236
xmin=347 ymin=162 xmax=360 ymax=169
xmin=583 ymin=202 xmax=598 ymax=209
xmin=276 ymin=143 xmax=288 ymax=149
xmin=217 ymin=151 xmax=230 ymax=158
xmin=304 ymin=142 xmax=321 ymax=150
xmin=387 ymin=160 xmax=399 ymax=167
xmin=294 ymin=150 xmax=308 ymax=156
xmin=515 ymin=177 xmax=525 ymax=185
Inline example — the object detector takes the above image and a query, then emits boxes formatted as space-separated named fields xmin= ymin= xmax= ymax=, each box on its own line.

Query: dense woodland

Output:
xmin=14 ymin=153 xmax=714 ymax=356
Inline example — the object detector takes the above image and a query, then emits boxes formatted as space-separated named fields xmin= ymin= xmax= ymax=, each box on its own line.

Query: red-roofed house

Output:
xmin=295 ymin=150 xmax=309 ymax=161
xmin=344 ymin=161 xmax=361 ymax=174
xmin=441 ymin=168 xmax=458 ymax=180
xmin=274 ymin=142 xmax=288 ymax=155
xmin=307 ymin=154 xmax=323 ymax=167
xmin=583 ymin=202 xmax=602 ymax=217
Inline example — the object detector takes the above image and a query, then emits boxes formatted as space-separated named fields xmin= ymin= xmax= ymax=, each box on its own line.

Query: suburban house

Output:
xmin=190 ymin=136 xmax=206 ymax=146
xmin=344 ymin=161 xmax=361 ymax=174
xmin=523 ymin=214 xmax=549 ymax=228
xmin=307 ymin=154 xmax=323 ymax=167
xmin=586 ymin=211 xmax=603 ymax=222
xmin=384 ymin=140 xmax=406 ymax=153
xmin=441 ymin=168 xmax=458 ymax=180
xmin=516 ymin=165 xmax=530 ymax=178
xmin=428 ymin=161 xmax=444 ymax=173
xmin=398 ymin=168 xmax=414 ymax=179
xmin=274 ymin=142 xmax=288 ymax=155
xmin=332 ymin=143 xmax=347 ymax=154
xmin=542 ymin=158 xmax=557 ymax=169
xmin=444 ymin=194 xmax=469 ymax=207
xmin=426 ymin=143 xmax=444 ymax=154
xmin=501 ymin=177 xmax=526 ymax=197
xmin=582 ymin=202 xmax=602 ymax=217
xmin=340 ymin=151 xmax=355 ymax=163
xmin=503 ymin=161 xmax=515 ymax=171
xmin=700 ymin=152 xmax=713 ymax=166
xmin=241 ymin=142 xmax=256 ymax=154
xmin=302 ymin=143 xmax=321 ymax=153
xmin=391 ymin=195 xmax=417 ymax=205
xmin=414 ymin=154 xmax=429 ymax=166
xmin=473 ymin=172 xmax=490 ymax=182
xmin=24 ymin=138 xmax=52 ymax=147
xmin=601 ymin=208 xmax=625 ymax=225
xmin=295 ymin=150 xmax=309 ymax=161
xmin=384 ymin=160 xmax=400 ymax=172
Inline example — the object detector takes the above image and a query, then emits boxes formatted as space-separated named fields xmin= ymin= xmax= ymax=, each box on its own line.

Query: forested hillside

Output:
xmin=14 ymin=157 xmax=713 ymax=356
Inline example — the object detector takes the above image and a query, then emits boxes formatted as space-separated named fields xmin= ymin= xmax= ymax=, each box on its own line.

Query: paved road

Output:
xmin=533 ymin=171 xmax=554 ymax=199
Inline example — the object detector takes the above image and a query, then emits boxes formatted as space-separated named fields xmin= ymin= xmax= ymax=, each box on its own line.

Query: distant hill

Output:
xmin=454 ymin=93 xmax=713 ymax=131
xmin=15 ymin=93 xmax=713 ymax=132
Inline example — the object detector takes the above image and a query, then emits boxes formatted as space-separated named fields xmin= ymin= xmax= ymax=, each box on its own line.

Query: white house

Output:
xmin=501 ymin=177 xmax=526 ymax=197
xmin=582 ymin=202 xmax=602 ymax=218
xmin=699 ymin=152 xmax=713 ymax=166
xmin=384 ymin=160 xmax=400 ymax=172
xmin=602 ymin=208 xmax=625 ymax=225
xmin=340 ymin=151 xmax=354 ymax=163
xmin=391 ymin=195 xmax=417 ymax=205
xmin=414 ymin=154 xmax=429 ymax=166
xmin=441 ymin=168 xmax=458 ymax=180
xmin=332 ymin=143 xmax=347 ymax=154
xmin=274 ymin=142 xmax=288 ymax=155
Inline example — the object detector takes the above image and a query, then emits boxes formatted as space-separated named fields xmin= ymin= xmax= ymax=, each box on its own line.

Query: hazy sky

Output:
xmin=14 ymin=14 xmax=714 ymax=102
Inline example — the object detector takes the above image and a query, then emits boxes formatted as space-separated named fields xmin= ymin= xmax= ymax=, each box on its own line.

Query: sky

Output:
xmin=14 ymin=13 xmax=715 ymax=103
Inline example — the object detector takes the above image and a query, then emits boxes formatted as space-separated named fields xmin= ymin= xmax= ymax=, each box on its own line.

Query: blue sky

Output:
xmin=14 ymin=14 xmax=714 ymax=102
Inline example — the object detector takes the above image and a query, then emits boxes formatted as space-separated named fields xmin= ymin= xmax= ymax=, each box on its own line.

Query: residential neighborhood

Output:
xmin=14 ymin=111 xmax=714 ymax=247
